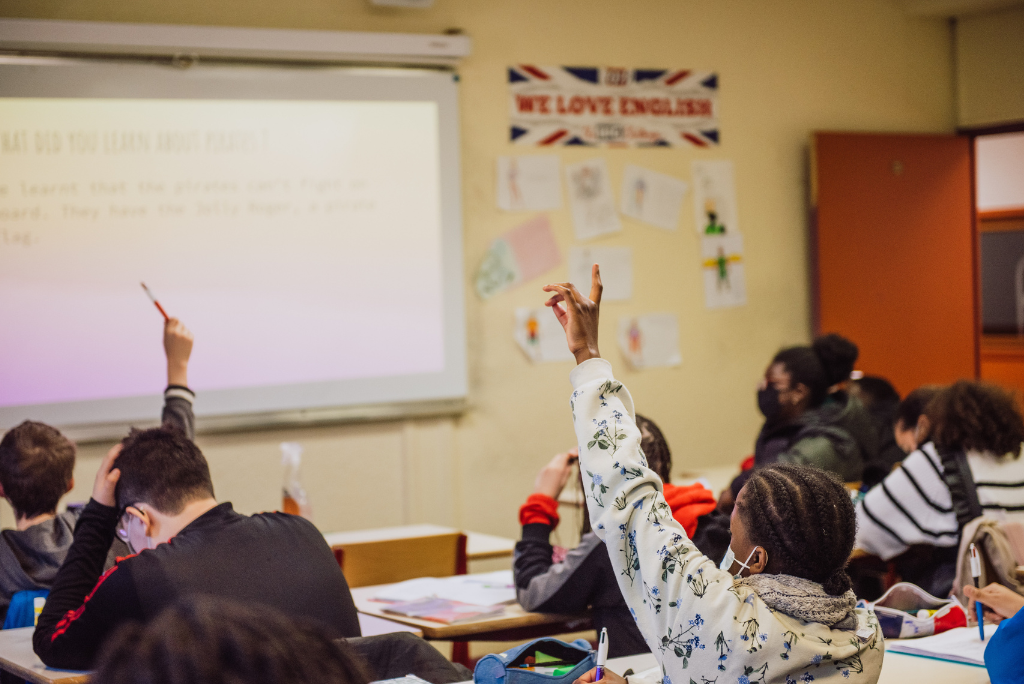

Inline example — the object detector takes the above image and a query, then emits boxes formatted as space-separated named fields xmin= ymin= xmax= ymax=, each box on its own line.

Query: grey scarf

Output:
xmin=737 ymin=574 xmax=858 ymax=629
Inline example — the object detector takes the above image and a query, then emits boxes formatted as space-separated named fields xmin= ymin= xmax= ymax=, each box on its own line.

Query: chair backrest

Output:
xmin=332 ymin=532 xmax=467 ymax=588
xmin=3 ymin=590 xmax=48 ymax=630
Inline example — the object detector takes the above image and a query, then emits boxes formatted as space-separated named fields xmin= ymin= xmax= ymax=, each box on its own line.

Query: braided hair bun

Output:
xmin=737 ymin=464 xmax=856 ymax=596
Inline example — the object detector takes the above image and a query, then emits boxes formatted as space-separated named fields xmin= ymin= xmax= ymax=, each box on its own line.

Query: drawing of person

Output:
xmin=634 ymin=175 xmax=647 ymax=213
xmin=704 ymin=198 xmax=726 ymax=234
xmin=629 ymin=319 xmax=642 ymax=355
xmin=527 ymin=314 xmax=539 ymax=344
xmin=716 ymin=246 xmax=731 ymax=290
xmin=509 ymin=158 xmax=522 ymax=208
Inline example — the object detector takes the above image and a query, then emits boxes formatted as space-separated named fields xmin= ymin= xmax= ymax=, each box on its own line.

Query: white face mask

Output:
xmin=719 ymin=545 xmax=758 ymax=579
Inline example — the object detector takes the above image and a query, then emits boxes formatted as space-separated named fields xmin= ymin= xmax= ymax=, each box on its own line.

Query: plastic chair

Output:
xmin=3 ymin=590 xmax=48 ymax=629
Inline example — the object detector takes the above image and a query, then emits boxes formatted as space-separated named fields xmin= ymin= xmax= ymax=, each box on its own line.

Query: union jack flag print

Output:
xmin=509 ymin=66 xmax=719 ymax=148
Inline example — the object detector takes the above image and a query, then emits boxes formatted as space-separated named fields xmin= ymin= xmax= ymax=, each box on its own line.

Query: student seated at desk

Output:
xmin=962 ymin=582 xmax=1024 ymax=684
xmin=718 ymin=334 xmax=876 ymax=513
xmin=856 ymin=381 xmax=1024 ymax=598
xmin=542 ymin=267 xmax=883 ymax=684
xmin=94 ymin=596 xmax=472 ymax=684
xmin=514 ymin=416 xmax=729 ymax=658
xmin=0 ymin=317 xmax=194 ymax=624
xmin=33 ymin=420 xmax=360 ymax=669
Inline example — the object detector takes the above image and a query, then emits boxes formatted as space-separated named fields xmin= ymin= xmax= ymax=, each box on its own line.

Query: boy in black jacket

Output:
xmin=0 ymin=318 xmax=194 ymax=624
xmin=33 ymin=422 xmax=361 ymax=670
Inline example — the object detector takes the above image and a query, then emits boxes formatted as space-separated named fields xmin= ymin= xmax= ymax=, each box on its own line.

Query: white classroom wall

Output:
xmin=0 ymin=0 xmax=957 ymax=538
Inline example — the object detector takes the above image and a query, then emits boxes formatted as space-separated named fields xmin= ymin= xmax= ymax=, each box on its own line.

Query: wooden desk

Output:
xmin=323 ymin=525 xmax=515 ymax=562
xmin=351 ymin=583 xmax=591 ymax=642
xmin=0 ymin=627 xmax=88 ymax=684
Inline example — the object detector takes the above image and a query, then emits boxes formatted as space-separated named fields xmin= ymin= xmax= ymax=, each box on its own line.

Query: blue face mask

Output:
xmin=719 ymin=545 xmax=758 ymax=580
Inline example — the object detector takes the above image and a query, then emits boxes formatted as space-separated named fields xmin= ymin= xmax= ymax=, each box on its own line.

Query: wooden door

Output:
xmin=812 ymin=132 xmax=977 ymax=395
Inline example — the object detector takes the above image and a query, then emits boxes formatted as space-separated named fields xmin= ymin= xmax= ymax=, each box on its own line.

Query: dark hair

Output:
xmin=812 ymin=333 xmax=859 ymax=387
xmin=636 ymin=414 xmax=672 ymax=483
xmin=772 ymin=347 xmax=829 ymax=408
xmin=737 ymin=464 xmax=856 ymax=596
xmin=851 ymin=376 xmax=900 ymax=409
xmin=93 ymin=596 xmax=371 ymax=684
xmin=927 ymin=381 xmax=1024 ymax=457
xmin=115 ymin=427 xmax=214 ymax=514
xmin=895 ymin=386 xmax=941 ymax=431
xmin=0 ymin=421 xmax=75 ymax=519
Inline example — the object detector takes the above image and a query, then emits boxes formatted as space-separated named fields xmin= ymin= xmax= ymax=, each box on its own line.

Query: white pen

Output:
xmin=595 ymin=627 xmax=609 ymax=680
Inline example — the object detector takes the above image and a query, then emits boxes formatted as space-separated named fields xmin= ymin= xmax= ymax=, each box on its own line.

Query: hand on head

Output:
xmin=964 ymin=583 xmax=1024 ymax=621
xmin=543 ymin=264 xmax=603 ymax=364
xmin=92 ymin=443 xmax=123 ymax=508
xmin=534 ymin=448 xmax=579 ymax=499
xmin=164 ymin=318 xmax=194 ymax=387
xmin=573 ymin=667 xmax=625 ymax=684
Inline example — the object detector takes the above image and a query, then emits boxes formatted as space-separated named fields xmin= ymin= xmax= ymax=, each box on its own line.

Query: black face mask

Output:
xmin=757 ymin=385 xmax=782 ymax=420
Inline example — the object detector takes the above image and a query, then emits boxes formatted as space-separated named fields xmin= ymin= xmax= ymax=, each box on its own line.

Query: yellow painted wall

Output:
xmin=0 ymin=1 xmax=956 ymax=539
xmin=956 ymin=5 xmax=1024 ymax=127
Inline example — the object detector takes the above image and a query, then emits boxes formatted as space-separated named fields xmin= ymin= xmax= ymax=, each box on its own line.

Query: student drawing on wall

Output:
xmin=633 ymin=175 xmax=647 ymax=214
xmin=508 ymin=158 xmax=522 ymax=209
xmin=526 ymin=313 xmax=539 ymax=346
xmin=716 ymin=246 xmax=731 ymax=290
xmin=628 ymin=319 xmax=642 ymax=355
xmin=704 ymin=198 xmax=726 ymax=235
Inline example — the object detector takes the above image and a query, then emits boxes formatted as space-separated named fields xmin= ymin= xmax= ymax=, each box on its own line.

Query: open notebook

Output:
xmin=886 ymin=624 xmax=998 ymax=666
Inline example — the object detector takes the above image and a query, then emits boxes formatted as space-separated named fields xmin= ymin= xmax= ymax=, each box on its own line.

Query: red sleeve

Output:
xmin=518 ymin=493 xmax=560 ymax=528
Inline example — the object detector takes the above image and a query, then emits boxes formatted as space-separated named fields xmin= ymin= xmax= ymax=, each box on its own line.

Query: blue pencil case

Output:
xmin=474 ymin=638 xmax=595 ymax=684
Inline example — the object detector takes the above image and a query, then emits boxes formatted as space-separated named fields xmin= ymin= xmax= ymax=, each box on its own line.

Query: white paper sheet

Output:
xmin=514 ymin=307 xmax=575 ymax=363
xmin=374 ymin=570 xmax=516 ymax=607
xmin=475 ymin=215 xmax=561 ymax=299
xmin=886 ymin=624 xmax=998 ymax=666
xmin=701 ymin=233 xmax=747 ymax=309
xmin=617 ymin=314 xmax=681 ymax=369
xmin=564 ymin=158 xmax=622 ymax=240
xmin=496 ymin=155 xmax=563 ymax=211
xmin=620 ymin=164 xmax=688 ymax=231
xmin=692 ymin=160 xmax=739 ymax=235
xmin=569 ymin=246 xmax=633 ymax=301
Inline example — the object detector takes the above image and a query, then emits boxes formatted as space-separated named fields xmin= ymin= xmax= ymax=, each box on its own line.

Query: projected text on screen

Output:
xmin=0 ymin=98 xmax=444 ymax=409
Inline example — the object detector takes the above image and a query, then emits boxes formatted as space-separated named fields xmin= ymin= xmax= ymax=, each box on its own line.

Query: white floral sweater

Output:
xmin=569 ymin=359 xmax=884 ymax=684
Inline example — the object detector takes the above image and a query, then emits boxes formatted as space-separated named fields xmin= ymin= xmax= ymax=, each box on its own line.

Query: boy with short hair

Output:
xmin=0 ymin=318 xmax=195 ymax=623
xmin=33 ymin=408 xmax=361 ymax=670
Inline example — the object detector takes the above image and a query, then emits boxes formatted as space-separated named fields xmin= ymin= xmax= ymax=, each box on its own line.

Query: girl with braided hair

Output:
xmin=542 ymin=266 xmax=882 ymax=684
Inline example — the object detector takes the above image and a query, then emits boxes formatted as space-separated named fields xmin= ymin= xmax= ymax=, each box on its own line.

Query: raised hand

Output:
xmin=534 ymin=448 xmax=579 ymax=499
xmin=164 ymin=317 xmax=194 ymax=387
xmin=542 ymin=264 xmax=603 ymax=364
xmin=92 ymin=443 xmax=123 ymax=508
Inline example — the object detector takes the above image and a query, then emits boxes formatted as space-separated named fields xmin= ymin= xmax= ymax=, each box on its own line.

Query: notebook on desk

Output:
xmin=886 ymin=624 xmax=998 ymax=666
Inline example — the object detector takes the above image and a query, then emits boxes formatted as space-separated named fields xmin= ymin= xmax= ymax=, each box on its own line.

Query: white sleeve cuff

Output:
xmin=164 ymin=386 xmax=195 ymax=404
xmin=569 ymin=357 xmax=615 ymax=389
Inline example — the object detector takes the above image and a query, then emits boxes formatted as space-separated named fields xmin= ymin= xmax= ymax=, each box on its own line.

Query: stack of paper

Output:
xmin=886 ymin=624 xmax=998 ymax=666
xmin=373 ymin=570 xmax=517 ymax=607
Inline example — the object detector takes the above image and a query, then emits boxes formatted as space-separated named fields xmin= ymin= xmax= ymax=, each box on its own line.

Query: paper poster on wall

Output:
xmin=508 ymin=65 xmax=719 ymax=148
xmin=568 ymin=247 xmax=632 ymax=301
xmin=476 ymin=215 xmax=561 ymax=299
xmin=701 ymin=233 xmax=747 ymax=309
xmin=620 ymin=165 xmax=688 ymax=231
xmin=692 ymin=160 xmax=739 ymax=235
xmin=496 ymin=155 xmax=563 ymax=211
xmin=564 ymin=159 xmax=622 ymax=241
xmin=617 ymin=314 xmax=681 ymax=369
xmin=514 ymin=308 xmax=575 ymax=363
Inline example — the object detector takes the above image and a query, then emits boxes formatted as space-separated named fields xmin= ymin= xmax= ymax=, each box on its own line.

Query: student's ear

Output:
xmin=66 ymin=477 xmax=74 ymax=495
xmin=749 ymin=546 xmax=770 ymax=575
xmin=127 ymin=506 xmax=156 ymax=540
xmin=788 ymin=383 xmax=811 ymax=407
xmin=0 ymin=483 xmax=6 ymax=499
xmin=915 ymin=415 xmax=931 ymax=443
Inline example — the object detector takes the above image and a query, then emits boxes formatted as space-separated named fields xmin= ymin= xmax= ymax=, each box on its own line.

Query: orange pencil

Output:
xmin=140 ymin=282 xmax=170 ymax=321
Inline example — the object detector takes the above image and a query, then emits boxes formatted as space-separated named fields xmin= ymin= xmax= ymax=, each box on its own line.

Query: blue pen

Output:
xmin=970 ymin=543 xmax=985 ymax=641
xmin=595 ymin=628 xmax=608 ymax=680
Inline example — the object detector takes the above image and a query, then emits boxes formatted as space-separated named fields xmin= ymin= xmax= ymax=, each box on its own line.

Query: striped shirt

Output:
xmin=855 ymin=441 xmax=1024 ymax=560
